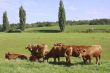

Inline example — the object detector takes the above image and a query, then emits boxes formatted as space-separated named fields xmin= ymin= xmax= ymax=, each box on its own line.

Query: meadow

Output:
xmin=0 ymin=25 xmax=110 ymax=73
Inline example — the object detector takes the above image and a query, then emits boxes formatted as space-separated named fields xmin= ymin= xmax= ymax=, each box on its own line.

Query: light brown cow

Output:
xmin=78 ymin=45 xmax=102 ymax=65
xmin=53 ymin=43 xmax=102 ymax=65
xmin=5 ymin=52 xmax=28 ymax=60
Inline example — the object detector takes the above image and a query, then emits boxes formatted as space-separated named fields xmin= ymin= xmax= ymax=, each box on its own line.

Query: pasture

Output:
xmin=0 ymin=31 xmax=110 ymax=73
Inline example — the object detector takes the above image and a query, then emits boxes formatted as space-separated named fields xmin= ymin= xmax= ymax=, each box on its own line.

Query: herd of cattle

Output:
xmin=5 ymin=43 xmax=102 ymax=65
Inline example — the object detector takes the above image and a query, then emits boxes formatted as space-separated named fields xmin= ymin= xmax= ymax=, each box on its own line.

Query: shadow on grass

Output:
xmin=32 ymin=30 xmax=61 ymax=33
xmin=48 ymin=61 xmax=93 ymax=67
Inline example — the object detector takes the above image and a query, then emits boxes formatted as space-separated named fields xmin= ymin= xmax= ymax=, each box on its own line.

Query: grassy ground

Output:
xmin=0 ymin=59 xmax=110 ymax=73
xmin=0 ymin=26 xmax=110 ymax=73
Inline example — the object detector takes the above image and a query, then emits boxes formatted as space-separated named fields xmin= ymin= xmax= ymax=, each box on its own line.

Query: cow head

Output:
xmin=26 ymin=44 xmax=38 ymax=56
xmin=72 ymin=48 xmax=81 ymax=57
xmin=5 ymin=52 xmax=10 ymax=59
xmin=78 ymin=48 xmax=87 ymax=57
xmin=25 ymin=44 xmax=33 ymax=51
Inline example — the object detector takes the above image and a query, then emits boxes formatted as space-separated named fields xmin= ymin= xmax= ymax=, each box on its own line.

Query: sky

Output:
xmin=0 ymin=0 xmax=110 ymax=24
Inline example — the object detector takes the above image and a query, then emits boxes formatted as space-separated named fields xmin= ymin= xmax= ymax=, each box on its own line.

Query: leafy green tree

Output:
xmin=58 ymin=0 xmax=66 ymax=32
xmin=2 ymin=11 xmax=9 ymax=31
xmin=19 ymin=6 xmax=26 ymax=31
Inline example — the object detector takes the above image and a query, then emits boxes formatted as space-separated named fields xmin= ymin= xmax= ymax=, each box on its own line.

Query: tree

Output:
xmin=19 ymin=6 xmax=26 ymax=31
xmin=2 ymin=11 xmax=9 ymax=31
xmin=58 ymin=0 xmax=66 ymax=32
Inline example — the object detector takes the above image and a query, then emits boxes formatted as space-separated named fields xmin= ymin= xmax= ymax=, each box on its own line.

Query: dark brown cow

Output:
xmin=78 ymin=45 xmax=102 ymax=65
xmin=44 ymin=45 xmax=80 ymax=64
xmin=5 ymin=52 xmax=28 ymax=60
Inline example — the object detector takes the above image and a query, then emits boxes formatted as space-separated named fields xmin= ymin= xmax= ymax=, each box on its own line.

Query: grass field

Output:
xmin=0 ymin=26 xmax=110 ymax=73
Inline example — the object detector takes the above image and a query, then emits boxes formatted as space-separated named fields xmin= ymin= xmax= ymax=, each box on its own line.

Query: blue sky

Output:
xmin=0 ymin=0 xmax=110 ymax=24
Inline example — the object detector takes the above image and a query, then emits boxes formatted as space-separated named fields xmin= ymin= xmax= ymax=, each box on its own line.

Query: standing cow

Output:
xmin=44 ymin=44 xmax=80 ymax=64
xmin=78 ymin=45 xmax=102 ymax=65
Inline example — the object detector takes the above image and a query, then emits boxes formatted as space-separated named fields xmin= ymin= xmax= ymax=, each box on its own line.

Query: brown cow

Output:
xmin=5 ymin=52 xmax=28 ymax=60
xmin=44 ymin=44 xmax=80 ymax=64
xmin=25 ymin=44 xmax=38 ymax=56
xmin=36 ymin=44 xmax=49 ymax=58
xmin=78 ymin=45 xmax=102 ymax=65
xmin=25 ymin=44 xmax=48 ymax=61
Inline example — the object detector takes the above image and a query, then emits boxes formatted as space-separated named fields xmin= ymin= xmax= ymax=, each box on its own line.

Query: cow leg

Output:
xmin=47 ymin=58 xmax=49 ymax=62
xmin=96 ymin=57 xmax=98 ymax=64
xmin=82 ymin=57 xmax=87 ymax=64
xmin=65 ymin=56 xmax=71 ymax=64
xmin=58 ymin=57 xmax=60 ymax=62
xmin=83 ymin=59 xmax=87 ymax=64
xmin=66 ymin=57 xmax=68 ymax=63
xmin=98 ymin=55 xmax=101 ymax=65
xmin=89 ymin=58 xmax=91 ymax=64
xmin=96 ymin=55 xmax=101 ymax=65
xmin=68 ymin=57 xmax=71 ymax=64
xmin=54 ymin=58 xmax=56 ymax=63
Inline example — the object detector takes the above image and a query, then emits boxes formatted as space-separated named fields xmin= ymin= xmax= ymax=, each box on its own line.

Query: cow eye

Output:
xmin=83 ymin=50 xmax=86 ymax=52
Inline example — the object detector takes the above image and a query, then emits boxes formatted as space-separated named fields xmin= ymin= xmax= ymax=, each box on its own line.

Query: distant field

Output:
xmin=0 ymin=26 xmax=110 ymax=73
xmin=25 ymin=25 xmax=110 ymax=33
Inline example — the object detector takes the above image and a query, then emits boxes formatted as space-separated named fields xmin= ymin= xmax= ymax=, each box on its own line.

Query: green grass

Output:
xmin=0 ymin=26 xmax=110 ymax=73
xmin=0 ymin=59 xmax=110 ymax=73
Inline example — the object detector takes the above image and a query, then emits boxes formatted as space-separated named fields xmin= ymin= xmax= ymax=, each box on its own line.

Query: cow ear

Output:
xmin=83 ymin=49 xmax=86 ymax=52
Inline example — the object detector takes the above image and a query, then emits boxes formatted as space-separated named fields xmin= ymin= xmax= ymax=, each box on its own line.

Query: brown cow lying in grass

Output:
xmin=78 ymin=45 xmax=102 ymax=65
xmin=26 ymin=44 xmax=48 ymax=61
xmin=44 ymin=44 xmax=80 ymax=64
xmin=5 ymin=52 xmax=28 ymax=60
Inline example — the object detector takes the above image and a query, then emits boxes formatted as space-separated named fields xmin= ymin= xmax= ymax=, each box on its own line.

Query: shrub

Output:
xmin=7 ymin=29 xmax=22 ymax=33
